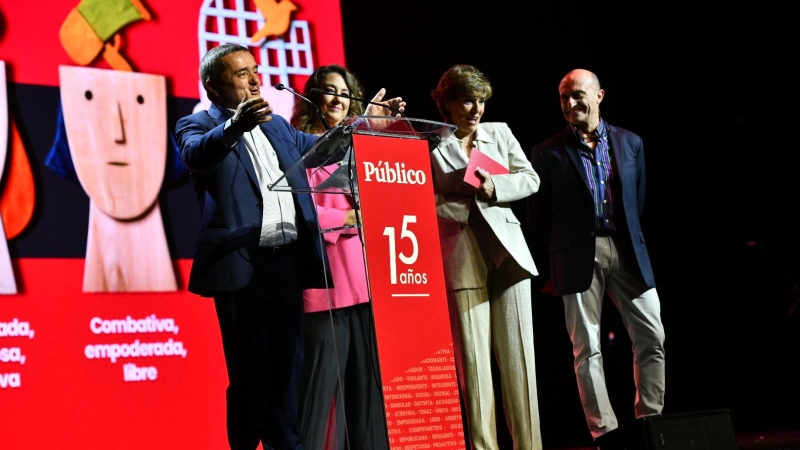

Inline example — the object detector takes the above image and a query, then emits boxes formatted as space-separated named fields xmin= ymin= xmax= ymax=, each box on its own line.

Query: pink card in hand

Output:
xmin=464 ymin=148 xmax=509 ymax=187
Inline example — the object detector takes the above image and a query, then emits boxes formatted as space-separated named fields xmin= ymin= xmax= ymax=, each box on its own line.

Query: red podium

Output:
xmin=272 ymin=117 xmax=465 ymax=449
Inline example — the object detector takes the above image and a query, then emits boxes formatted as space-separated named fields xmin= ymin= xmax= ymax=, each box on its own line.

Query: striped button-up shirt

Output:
xmin=572 ymin=119 xmax=616 ymax=233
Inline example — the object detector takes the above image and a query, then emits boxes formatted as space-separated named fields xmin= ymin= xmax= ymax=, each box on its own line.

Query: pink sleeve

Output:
xmin=314 ymin=203 xmax=349 ymax=245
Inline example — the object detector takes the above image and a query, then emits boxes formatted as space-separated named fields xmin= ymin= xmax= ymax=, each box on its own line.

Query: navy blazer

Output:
xmin=528 ymin=123 xmax=655 ymax=297
xmin=176 ymin=104 xmax=328 ymax=297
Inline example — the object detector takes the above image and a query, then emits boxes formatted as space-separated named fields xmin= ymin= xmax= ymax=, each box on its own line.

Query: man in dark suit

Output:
xmin=175 ymin=43 xmax=328 ymax=450
xmin=528 ymin=69 xmax=666 ymax=441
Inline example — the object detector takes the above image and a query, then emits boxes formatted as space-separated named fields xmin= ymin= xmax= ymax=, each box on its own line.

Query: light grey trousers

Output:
xmin=562 ymin=235 xmax=666 ymax=439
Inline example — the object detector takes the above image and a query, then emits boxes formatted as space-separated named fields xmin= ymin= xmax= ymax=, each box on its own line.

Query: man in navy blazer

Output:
xmin=528 ymin=69 xmax=666 ymax=441
xmin=176 ymin=44 xmax=328 ymax=450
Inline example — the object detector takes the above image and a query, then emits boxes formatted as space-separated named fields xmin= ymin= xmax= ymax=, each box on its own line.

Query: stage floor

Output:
xmin=552 ymin=429 xmax=800 ymax=450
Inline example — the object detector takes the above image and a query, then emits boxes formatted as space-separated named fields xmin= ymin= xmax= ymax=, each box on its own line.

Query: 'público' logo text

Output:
xmin=362 ymin=161 xmax=426 ymax=184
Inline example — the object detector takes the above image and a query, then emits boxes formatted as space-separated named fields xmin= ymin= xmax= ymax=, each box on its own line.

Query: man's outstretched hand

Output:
xmin=231 ymin=95 xmax=272 ymax=134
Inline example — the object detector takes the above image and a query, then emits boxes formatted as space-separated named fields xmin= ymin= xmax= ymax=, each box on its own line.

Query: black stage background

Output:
xmin=339 ymin=1 xmax=799 ymax=448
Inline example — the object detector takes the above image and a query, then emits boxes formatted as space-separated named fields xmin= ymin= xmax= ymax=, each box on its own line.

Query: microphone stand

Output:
xmin=308 ymin=88 xmax=405 ymax=117
xmin=274 ymin=83 xmax=331 ymax=131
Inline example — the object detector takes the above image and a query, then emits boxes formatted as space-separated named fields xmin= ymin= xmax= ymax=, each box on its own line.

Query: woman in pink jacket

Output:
xmin=290 ymin=65 xmax=404 ymax=450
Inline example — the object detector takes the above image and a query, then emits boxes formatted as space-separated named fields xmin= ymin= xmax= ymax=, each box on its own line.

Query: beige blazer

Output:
xmin=431 ymin=122 xmax=539 ymax=291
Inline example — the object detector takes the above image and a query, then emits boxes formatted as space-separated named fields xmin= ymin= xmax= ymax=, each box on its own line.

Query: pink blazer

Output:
xmin=303 ymin=164 xmax=370 ymax=313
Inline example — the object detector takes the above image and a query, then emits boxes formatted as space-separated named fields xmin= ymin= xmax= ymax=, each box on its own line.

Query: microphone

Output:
xmin=309 ymin=88 xmax=405 ymax=117
xmin=274 ymin=83 xmax=331 ymax=130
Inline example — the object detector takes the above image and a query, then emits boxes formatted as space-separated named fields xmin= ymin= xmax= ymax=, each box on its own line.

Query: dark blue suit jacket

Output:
xmin=176 ymin=104 xmax=328 ymax=297
xmin=529 ymin=123 xmax=655 ymax=297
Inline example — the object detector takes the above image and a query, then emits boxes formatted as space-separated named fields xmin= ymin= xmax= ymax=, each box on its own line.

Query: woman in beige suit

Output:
xmin=430 ymin=64 xmax=542 ymax=450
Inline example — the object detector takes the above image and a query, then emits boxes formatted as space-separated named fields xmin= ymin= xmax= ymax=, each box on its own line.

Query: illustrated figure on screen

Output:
xmin=60 ymin=0 xmax=151 ymax=71
xmin=44 ymin=0 xmax=181 ymax=292
xmin=250 ymin=0 xmax=297 ymax=42
xmin=56 ymin=67 xmax=177 ymax=293
xmin=0 ymin=42 xmax=37 ymax=295
xmin=193 ymin=0 xmax=313 ymax=117
xmin=0 ymin=60 xmax=14 ymax=294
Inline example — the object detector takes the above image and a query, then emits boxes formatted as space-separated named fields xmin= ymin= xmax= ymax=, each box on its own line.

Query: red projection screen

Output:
xmin=0 ymin=1 xmax=355 ymax=448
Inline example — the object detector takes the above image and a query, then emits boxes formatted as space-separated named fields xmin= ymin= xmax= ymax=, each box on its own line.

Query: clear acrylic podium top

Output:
xmin=268 ymin=116 xmax=457 ymax=195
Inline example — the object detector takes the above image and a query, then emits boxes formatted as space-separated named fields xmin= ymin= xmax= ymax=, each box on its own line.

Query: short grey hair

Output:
xmin=199 ymin=44 xmax=251 ymax=92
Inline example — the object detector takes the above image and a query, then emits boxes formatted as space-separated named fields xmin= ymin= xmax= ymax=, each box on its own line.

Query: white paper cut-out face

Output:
xmin=59 ymin=65 xmax=166 ymax=220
